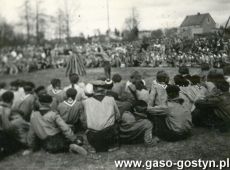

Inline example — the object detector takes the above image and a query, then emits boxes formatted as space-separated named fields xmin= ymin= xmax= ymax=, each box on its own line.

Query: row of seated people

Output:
xmin=1 ymin=66 xmax=230 ymax=158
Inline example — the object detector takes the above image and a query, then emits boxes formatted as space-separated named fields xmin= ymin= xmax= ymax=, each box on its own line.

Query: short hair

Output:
xmin=166 ymin=84 xmax=180 ymax=99
xmin=223 ymin=65 xmax=230 ymax=76
xmin=10 ymin=80 xmax=20 ymax=88
xmin=66 ymin=88 xmax=77 ymax=100
xmin=156 ymin=70 xmax=169 ymax=83
xmin=0 ymin=82 xmax=6 ymax=89
xmin=190 ymin=75 xmax=201 ymax=85
xmin=174 ymin=75 xmax=189 ymax=87
xmin=112 ymin=74 xmax=122 ymax=83
xmin=23 ymin=81 xmax=35 ymax=93
xmin=69 ymin=73 xmax=79 ymax=84
xmin=179 ymin=65 xmax=189 ymax=75
xmin=35 ymin=86 xmax=46 ymax=95
xmin=51 ymin=79 xmax=61 ymax=88
xmin=39 ymin=94 xmax=53 ymax=104
xmin=134 ymin=80 xmax=145 ymax=90
xmin=2 ymin=91 xmax=14 ymax=103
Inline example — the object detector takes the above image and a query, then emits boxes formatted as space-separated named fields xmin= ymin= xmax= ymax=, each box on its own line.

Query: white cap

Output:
xmin=84 ymin=83 xmax=94 ymax=94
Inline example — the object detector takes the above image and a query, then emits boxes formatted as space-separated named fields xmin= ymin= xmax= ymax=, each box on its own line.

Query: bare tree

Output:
xmin=21 ymin=0 xmax=33 ymax=42
xmin=124 ymin=7 xmax=140 ymax=31
xmin=62 ymin=0 xmax=80 ymax=40
xmin=35 ymin=0 xmax=47 ymax=44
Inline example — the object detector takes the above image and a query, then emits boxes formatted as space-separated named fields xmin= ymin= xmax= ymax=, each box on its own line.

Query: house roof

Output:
xmin=180 ymin=13 xmax=214 ymax=27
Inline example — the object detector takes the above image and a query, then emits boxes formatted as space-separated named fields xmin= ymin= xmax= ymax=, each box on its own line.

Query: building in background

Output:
xmin=179 ymin=13 xmax=216 ymax=38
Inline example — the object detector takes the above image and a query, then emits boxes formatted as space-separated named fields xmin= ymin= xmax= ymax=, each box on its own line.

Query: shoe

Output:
xmin=69 ymin=144 xmax=87 ymax=156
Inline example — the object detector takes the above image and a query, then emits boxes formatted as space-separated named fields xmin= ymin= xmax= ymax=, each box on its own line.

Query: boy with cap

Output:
xmin=82 ymin=81 xmax=120 ymax=152
xmin=27 ymin=94 xmax=87 ymax=155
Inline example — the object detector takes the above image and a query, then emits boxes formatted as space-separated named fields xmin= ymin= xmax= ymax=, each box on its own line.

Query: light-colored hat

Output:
xmin=84 ymin=83 xmax=94 ymax=94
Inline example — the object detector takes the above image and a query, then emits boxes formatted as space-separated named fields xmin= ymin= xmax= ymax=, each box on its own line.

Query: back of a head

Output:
xmin=69 ymin=73 xmax=79 ymax=84
xmin=112 ymin=74 xmax=122 ymax=83
xmin=156 ymin=70 xmax=169 ymax=84
xmin=39 ymin=94 xmax=53 ymax=104
xmin=179 ymin=65 xmax=189 ymax=75
xmin=166 ymin=84 xmax=180 ymax=99
xmin=174 ymin=74 xmax=189 ymax=87
xmin=2 ymin=91 xmax=14 ymax=104
xmin=66 ymin=88 xmax=77 ymax=100
xmin=23 ymin=81 xmax=35 ymax=93
xmin=35 ymin=86 xmax=46 ymax=95
xmin=51 ymin=79 xmax=61 ymax=88
xmin=134 ymin=80 xmax=145 ymax=90
xmin=190 ymin=75 xmax=201 ymax=85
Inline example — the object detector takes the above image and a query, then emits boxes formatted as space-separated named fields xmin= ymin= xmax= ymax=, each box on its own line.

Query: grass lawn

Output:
xmin=1 ymin=67 xmax=230 ymax=170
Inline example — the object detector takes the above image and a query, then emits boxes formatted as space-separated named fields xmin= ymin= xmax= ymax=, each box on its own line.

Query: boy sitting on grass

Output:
xmin=27 ymin=94 xmax=87 ymax=155
xmin=120 ymin=100 xmax=159 ymax=146
xmin=148 ymin=85 xmax=192 ymax=142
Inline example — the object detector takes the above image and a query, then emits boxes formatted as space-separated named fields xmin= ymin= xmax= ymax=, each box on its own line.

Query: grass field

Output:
xmin=1 ymin=67 xmax=230 ymax=170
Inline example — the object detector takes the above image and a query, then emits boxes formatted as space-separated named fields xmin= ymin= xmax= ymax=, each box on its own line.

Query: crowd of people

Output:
xmin=0 ymin=36 xmax=230 ymax=75
xmin=1 ymin=63 xmax=230 ymax=159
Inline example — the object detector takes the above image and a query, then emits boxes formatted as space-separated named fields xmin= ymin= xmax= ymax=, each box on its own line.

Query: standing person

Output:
xmin=66 ymin=50 xmax=86 ymax=77
xmin=96 ymin=46 xmax=112 ymax=79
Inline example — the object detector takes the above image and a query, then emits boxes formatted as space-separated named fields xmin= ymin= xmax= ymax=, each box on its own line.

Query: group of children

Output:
xmin=1 ymin=64 xmax=230 ymax=159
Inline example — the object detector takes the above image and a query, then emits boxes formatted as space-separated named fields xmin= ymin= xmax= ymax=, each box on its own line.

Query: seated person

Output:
xmin=174 ymin=74 xmax=193 ymax=112
xmin=148 ymin=70 xmax=168 ymax=107
xmin=134 ymin=80 xmax=149 ymax=103
xmin=47 ymin=79 xmax=65 ymax=111
xmin=148 ymin=85 xmax=192 ymax=142
xmin=82 ymin=81 xmax=120 ymax=152
xmin=63 ymin=73 xmax=86 ymax=101
xmin=193 ymin=81 xmax=230 ymax=132
xmin=120 ymin=100 xmax=159 ymax=146
xmin=10 ymin=80 xmax=25 ymax=108
xmin=105 ymin=79 xmax=132 ymax=115
xmin=27 ymin=94 xmax=87 ymax=155
xmin=12 ymin=82 xmax=36 ymax=122
xmin=0 ymin=91 xmax=30 ymax=158
xmin=57 ymin=88 xmax=83 ymax=127
xmin=111 ymin=74 xmax=125 ymax=99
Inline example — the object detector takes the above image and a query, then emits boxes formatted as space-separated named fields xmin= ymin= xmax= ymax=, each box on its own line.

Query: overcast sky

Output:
xmin=0 ymin=0 xmax=229 ymax=36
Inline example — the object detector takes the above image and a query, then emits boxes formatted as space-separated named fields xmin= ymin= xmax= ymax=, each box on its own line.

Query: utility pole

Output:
xmin=106 ymin=0 xmax=110 ymax=31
